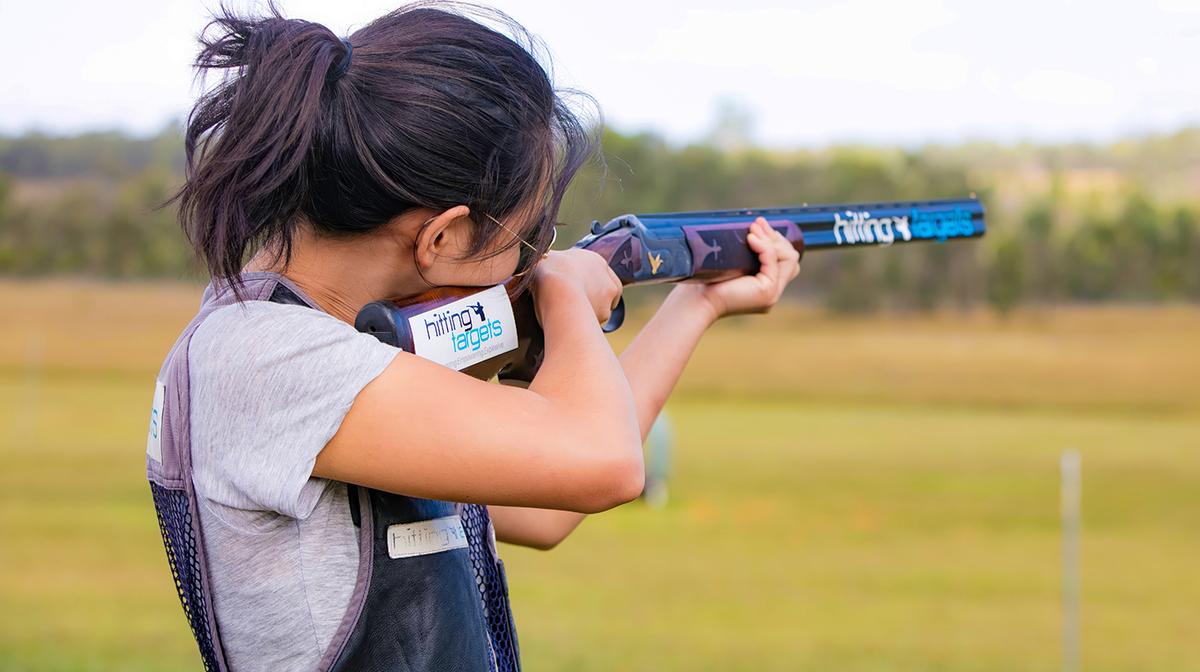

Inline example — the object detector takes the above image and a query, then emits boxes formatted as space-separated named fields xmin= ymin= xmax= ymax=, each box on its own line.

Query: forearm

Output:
xmin=492 ymin=220 xmax=797 ymax=548
xmin=529 ymin=276 xmax=642 ymax=454
xmin=619 ymin=284 xmax=718 ymax=442
xmin=489 ymin=504 xmax=587 ymax=550
xmin=493 ymin=286 xmax=717 ymax=550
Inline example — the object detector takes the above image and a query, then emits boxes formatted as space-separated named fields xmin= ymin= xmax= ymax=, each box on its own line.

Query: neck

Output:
xmin=247 ymin=225 xmax=426 ymax=324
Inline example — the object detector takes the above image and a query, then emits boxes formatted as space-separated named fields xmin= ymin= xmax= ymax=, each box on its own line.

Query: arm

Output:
xmin=316 ymin=252 xmax=644 ymax=514
xmin=489 ymin=287 xmax=716 ymax=549
xmin=492 ymin=218 xmax=800 ymax=548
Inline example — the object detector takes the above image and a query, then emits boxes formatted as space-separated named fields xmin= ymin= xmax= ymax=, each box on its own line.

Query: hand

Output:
xmin=531 ymin=248 xmax=623 ymax=325
xmin=678 ymin=217 xmax=802 ymax=320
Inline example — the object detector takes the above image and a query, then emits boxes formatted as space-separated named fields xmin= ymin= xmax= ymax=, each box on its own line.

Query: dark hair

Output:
xmin=173 ymin=1 xmax=597 ymax=295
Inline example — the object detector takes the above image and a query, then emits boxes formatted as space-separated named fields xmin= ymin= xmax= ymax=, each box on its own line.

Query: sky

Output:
xmin=1 ymin=0 xmax=1198 ymax=147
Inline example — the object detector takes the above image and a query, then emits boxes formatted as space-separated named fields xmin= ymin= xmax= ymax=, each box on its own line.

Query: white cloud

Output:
xmin=1011 ymin=70 xmax=1118 ymax=107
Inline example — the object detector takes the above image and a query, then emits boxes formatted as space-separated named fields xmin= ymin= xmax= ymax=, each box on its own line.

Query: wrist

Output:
xmin=530 ymin=270 xmax=596 ymax=328
xmin=666 ymin=283 xmax=721 ymax=327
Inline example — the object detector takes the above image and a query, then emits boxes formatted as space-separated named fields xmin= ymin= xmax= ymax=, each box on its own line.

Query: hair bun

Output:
xmin=327 ymin=38 xmax=353 ymax=83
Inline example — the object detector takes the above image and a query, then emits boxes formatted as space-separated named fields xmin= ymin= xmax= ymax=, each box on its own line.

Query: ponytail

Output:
xmin=173 ymin=4 xmax=352 ymax=293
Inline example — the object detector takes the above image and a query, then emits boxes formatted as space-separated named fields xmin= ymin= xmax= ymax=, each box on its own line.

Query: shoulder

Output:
xmin=194 ymin=300 xmax=343 ymax=349
xmin=187 ymin=300 xmax=398 ymax=517
xmin=190 ymin=299 xmax=399 ymax=388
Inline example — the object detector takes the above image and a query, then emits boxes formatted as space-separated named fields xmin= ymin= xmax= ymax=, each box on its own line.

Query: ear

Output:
xmin=413 ymin=204 xmax=473 ymax=273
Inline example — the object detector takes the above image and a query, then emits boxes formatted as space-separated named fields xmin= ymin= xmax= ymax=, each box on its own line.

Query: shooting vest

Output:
xmin=145 ymin=272 xmax=521 ymax=672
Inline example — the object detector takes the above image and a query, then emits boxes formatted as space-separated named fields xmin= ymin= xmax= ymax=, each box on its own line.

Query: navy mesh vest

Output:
xmin=145 ymin=272 xmax=521 ymax=671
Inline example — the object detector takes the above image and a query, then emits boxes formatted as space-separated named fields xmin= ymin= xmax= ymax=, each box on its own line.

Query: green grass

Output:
xmin=1 ymin=281 xmax=1198 ymax=670
xmin=508 ymin=399 xmax=1199 ymax=671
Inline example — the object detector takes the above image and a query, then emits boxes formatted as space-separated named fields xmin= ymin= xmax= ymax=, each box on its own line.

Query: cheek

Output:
xmin=482 ymin=245 xmax=521 ymax=281
xmin=463 ymin=245 xmax=521 ymax=285
xmin=501 ymin=245 xmax=522 ymax=276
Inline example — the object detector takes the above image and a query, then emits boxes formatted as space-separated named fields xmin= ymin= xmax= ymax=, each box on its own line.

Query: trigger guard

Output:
xmin=602 ymin=296 xmax=625 ymax=333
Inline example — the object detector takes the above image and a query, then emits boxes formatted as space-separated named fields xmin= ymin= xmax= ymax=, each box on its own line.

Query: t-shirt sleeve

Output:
xmin=189 ymin=300 xmax=400 ymax=519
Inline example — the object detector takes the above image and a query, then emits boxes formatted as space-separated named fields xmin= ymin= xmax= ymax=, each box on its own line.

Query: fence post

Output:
xmin=1061 ymin=449 xmax=1081 ymax=672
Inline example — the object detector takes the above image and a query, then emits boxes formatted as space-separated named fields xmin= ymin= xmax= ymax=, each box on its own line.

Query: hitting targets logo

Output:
xmin=422 ymin=301 xmax=504 ymax=353
xmin=408 ymin=284 xmax=519 ymax=370
xmin=833 ymin=208 xmax=975 ymax=246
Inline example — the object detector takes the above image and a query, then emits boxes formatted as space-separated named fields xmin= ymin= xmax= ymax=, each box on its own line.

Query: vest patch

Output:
xmin=387 ymin=515 xmax=469 ymax=559
xmin=406 ymin=284 xmax=518 ymax=371
xmin=146 ymin=379 xmax=165 ymax=463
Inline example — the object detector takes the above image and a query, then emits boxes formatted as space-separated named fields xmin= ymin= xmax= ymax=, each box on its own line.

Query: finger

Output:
xmin=746 ymin=224 xmax=768 ymax=251
xmin=768 ymin=223 xmax=794 ymax=254
xmin=765 ymin=227 xmax=794 ymax=300
xmin=764 ymin=222 xmax=795 ymax=265
xmin=749 ymin=230 xmax=779 ymax=293
xmin=608 ymin=269 xmax=623 ymax=306
xmin=771 ymin=233 xmax=793 ymax=258
xmin=757 ymin=217 xmax=773 ymax=242
xmin=745 ymin=230 xmax=770 ymax=266
xmin=772 ymin=236 xmax=797 ymax=288
xmin=749 ymin=218 xmax=783 ymax=300
xmin=746 ymin=217 xmax=763 ymax=242
xmin=768 ymin=223 xmax=798 ymax=264
xmin=592 ymin=290 xmax=610 ymax=322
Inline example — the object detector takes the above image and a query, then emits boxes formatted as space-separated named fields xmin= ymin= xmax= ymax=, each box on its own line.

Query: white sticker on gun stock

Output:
xmin=407 ymin=284 xmax=518 ymax=371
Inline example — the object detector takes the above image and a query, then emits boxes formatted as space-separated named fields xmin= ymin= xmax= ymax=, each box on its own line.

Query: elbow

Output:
xmin=577 ymin=448 xmax=645 ymax=514
xmin=615 ymin=452 xmax=647 ymax=506
xmin=529 ymin=534 xmax=564 ymax=552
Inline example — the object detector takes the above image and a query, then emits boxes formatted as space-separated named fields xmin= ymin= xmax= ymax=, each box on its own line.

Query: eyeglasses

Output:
xmin=484 ymin=212 xmax=557 ymax=278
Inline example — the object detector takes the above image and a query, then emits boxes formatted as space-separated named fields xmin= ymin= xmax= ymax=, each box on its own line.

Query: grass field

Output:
xmin=1 ymin=280 xmax=1198 ymax=671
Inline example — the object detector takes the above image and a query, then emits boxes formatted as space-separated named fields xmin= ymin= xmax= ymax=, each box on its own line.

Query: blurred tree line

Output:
xmin=1 ymin=124 xmax=1198 ymax=313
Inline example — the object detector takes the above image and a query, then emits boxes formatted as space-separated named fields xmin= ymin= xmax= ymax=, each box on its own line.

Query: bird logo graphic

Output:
xmin=647 ymin=251 xmax=664 ymax=275
xmin=469 ymin=302 xmax=486 ymax=322
xmin=693 ymin=235 xmax=723 ymax=268
xmin=617 ymin=240 xmax=637 ymax=273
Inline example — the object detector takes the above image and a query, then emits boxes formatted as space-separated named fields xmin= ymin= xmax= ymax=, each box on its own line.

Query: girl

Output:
xmin=146 ymin=3 xmax=801 ymax=671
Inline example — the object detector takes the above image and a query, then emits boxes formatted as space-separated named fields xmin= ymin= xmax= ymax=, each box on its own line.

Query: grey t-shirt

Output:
xmin=188 ymin=299 xmax=398 ymax=671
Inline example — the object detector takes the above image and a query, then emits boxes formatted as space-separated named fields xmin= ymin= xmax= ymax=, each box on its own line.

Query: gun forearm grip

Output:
xmin=683 ymin=220 xmax=805 ymax=281
xmin=575 ymin=215 xmax=805 ymax=286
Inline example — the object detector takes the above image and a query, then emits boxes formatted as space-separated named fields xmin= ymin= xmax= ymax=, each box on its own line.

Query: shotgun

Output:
xmin=355 ymin=197 xmax=986 ymax=382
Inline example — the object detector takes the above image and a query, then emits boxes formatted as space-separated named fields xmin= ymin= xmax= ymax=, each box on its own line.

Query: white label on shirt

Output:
xmin=146 ymin=379 xmax=165 ymax=463
xmin=387 ymin=515 xmax=469 ymax=559
xmin=406 ymin=284 xmax=518 ymax=371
